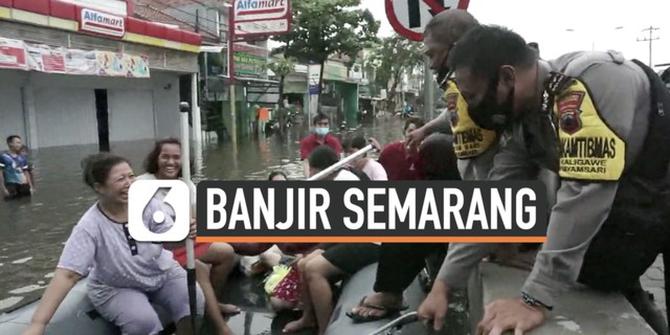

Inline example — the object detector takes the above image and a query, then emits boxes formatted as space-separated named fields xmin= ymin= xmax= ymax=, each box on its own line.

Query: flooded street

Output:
xmin=0 ymin=117 xmax=407 ymax=314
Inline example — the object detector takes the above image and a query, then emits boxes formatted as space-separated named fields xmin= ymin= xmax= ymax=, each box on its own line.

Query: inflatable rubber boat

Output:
xmin=0 ymin=262 xmax=464 ymax=335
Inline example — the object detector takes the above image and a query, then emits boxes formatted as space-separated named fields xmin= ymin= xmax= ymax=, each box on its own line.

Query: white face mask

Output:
xmin=315 ymin=127 xmax=330 ymax=136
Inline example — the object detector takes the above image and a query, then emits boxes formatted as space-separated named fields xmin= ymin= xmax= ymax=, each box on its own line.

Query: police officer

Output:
xmin=420 ymin=25 xmax=670 ymax=334
xmin=347 ymin=10 xmax=504 ymax=324
xmin=407 ymin=10 xmax=499 ymax=181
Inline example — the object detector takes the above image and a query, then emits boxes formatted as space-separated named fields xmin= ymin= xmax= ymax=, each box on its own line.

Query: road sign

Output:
xmin=234 ymin=0 xmax=291 ymax=37
xmin=385 ymin=0 xmax=470 ymax=41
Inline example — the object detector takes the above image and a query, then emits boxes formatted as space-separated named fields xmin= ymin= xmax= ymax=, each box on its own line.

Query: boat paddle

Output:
xmin=365 ymin=311 xmax=420 ymax=335
xmin=179 ymin=101 xmax=198 ymax=334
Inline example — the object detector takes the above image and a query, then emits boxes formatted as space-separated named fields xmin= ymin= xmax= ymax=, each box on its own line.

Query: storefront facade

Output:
xmin=0 ymin=0 xmax=202 ymax=149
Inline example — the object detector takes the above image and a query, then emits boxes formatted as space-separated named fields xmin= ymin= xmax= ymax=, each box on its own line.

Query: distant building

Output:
xmin=0 ymin=0 xmax=202 ymax=149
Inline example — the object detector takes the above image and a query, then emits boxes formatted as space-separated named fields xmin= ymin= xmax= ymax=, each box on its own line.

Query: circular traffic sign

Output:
xmin=385 ymin=0 xmax=470 ymax=41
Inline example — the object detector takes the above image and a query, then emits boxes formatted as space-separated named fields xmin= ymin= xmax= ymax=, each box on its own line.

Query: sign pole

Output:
xmin=228 ymin=3 xmax=237 ymax=144
xmin=423 ymin=56 xmax=434 ymax=120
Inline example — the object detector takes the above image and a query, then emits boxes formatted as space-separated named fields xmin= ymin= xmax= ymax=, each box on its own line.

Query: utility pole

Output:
xmin=637 ymin=26 xmax=660 ymax=67
xmin=423 ymin=56 xmax=434 ymax=120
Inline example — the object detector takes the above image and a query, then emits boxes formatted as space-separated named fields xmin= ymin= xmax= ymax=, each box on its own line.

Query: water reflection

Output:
xmin=0 ymin=117 xmax=406 ymax=314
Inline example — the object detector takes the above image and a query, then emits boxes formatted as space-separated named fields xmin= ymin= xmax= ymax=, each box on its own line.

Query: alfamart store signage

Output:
xmin=0 ymin=37 xmax=149 ymax=78
xmin=80 ymin=8 xmax=126 ymax=38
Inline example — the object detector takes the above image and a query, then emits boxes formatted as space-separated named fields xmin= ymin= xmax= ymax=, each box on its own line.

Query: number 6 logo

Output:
xmin=128 ymin=180 xmax=190 ymax=242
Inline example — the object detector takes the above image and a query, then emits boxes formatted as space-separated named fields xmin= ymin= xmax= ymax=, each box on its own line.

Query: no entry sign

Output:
xmin=385 ymin=0 xmax=470 ymax=41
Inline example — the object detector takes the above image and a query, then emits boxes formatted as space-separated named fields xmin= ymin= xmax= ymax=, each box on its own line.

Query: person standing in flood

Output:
xmin=22 ymin=153 xmax=204 ymax=335
xmin=138 ymin=138 xmax=239 ymax=335
xmin=299 ymin=113 xmax=343 ymax=177
xmin=0 ymin=135 xmax=34 ymax=200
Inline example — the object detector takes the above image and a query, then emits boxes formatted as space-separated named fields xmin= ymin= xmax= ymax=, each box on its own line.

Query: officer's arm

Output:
xmin=521 ymin=61 xmax=644 ymax=308
xmin=419 ymin=109 xmax=450 ymax=135
xmin=436 ymin=129 xmax=535 ymax=287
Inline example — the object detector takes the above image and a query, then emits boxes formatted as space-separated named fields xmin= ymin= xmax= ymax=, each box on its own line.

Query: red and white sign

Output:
xmin=233 ymin=0 xmax=291 ymax=37
xmin=0 ymin=38 xmax=28 ymax=70
xmin=386 ymin=0 xmax=470 ymax=41
xmin=80 ymin=8 xmax=125 ymax=38
xmin=26 ymin=44 xmax=66 ymax=73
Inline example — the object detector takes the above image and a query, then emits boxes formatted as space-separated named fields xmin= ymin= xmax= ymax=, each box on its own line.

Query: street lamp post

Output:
xmin=223 ymin=2 xmax=237 ymax=144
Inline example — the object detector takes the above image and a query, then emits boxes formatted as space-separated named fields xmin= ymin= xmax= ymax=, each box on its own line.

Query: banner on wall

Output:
xmin=0 ymin=37 xmax=150 ymax=78
xmin=0 ymin=38 xmax=28 ymax=70
xmin=65 ymin=49 xmax=99 ymax=75
xmin=97 ymin=51 xmax=150 ymax=78
xmin=26 ymin=44 xmax=67 ymax=73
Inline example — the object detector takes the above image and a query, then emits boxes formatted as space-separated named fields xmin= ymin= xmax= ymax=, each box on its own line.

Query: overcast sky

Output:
xmin=361 ymin=0 xmax=670 ymax=68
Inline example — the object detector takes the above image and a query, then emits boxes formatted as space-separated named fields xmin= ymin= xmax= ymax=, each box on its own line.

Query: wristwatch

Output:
xmin=522 ymin=292 xmax=553 ymax=311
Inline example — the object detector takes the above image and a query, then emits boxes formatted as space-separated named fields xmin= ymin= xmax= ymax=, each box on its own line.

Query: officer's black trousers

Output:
xmin=373 ymin=243 xmax=446 ymax=294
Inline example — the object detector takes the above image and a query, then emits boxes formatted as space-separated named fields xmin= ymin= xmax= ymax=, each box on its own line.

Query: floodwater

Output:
xmin=0 ymin=116 xmax=407 ymax=314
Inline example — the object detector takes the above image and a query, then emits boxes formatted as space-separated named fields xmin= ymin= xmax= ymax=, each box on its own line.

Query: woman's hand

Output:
xmin=188 ymin=218 xmax=197 ymax=239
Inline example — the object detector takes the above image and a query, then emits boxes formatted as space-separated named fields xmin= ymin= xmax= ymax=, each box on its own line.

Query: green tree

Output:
xmin=272 ymin=0 xmax=380 ymax=106
xmin=368 ymin=34 xmax=424 ymax=111
xmin=266 ymin=55 xmax=296 ymax=106
xmin=265 ymin=56 xmax=296 ymax=134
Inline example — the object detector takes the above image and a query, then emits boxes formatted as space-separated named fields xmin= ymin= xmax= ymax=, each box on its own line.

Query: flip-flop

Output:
xmin=345 ymin=296 xmax=409 ymax=323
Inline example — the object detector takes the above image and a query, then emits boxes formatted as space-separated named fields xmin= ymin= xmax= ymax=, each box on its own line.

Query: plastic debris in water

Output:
xmin=11 ymin=257 xmax=33 ymax=264
xmin=9 ymin=284 xmax=47 ymax=295
xmin=0 ymin=296 xmax=24 ymax=310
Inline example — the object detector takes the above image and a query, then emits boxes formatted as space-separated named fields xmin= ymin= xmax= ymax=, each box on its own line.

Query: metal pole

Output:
xmin=179 ymin=102 xmax=197 ymax=334
xmin=423 ymin=56 xmax=434 ymax=120
xmin=649 ymin=27 xmax=653 ymax=67
xmin=308 ymin=144 xmax=374 ymax=181
xmin=366 ymin=312 xmax=419 ymax=335
xmin=191 ymin=73 xmax=202 ymax=145
xmin=228 ymin=5 xmax=237 ymax=144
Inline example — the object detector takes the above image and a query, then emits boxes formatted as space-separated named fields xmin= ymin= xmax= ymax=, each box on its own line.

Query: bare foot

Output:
xmin=282 ymin=316 xmax=316 ymax=333
xmin=219 ymin=303 xmax=241 ymax=316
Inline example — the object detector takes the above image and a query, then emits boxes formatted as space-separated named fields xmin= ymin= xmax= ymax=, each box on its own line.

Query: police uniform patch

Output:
xmin=554 ymin=80 xmax=626 ymax=181
xmin=557 ymin=92 xmax=584 ymax=134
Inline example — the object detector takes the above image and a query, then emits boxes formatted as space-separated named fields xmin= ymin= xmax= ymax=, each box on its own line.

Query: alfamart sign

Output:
xmin=236 ymin=0 xmax=287 ymax=12
xmin=80 ymin=8 xmax=125 ymax=38
xmin=233 ymin=0 xmax=290 ymax=37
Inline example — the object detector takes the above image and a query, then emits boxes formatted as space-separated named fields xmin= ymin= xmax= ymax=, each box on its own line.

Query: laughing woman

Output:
xmin=138 ymin=138 xmax=239 ymax=335
xmin=22 ymin=153 xmax=204 ymax=335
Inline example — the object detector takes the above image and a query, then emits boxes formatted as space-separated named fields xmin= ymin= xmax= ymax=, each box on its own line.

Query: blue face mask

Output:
xmin=315 ymin=127 xmax=330 ymax=137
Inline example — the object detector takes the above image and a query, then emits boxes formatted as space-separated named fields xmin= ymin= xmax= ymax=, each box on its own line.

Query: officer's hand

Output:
xmin=406 ymin=127 xmax=427 ymax=152
xmin=417 ymin=279 xmax=450 ymax=331
xmin=368 ymin=137 xmax=382 ymax=152
xmin=2 ymin=188 xmax=9 ymax=197
xmin=476 ymin=298 xmax=546 ymax=335
xmin=22 ymin=322 xmax=46 ymax=335
xmin=188 ymin=218 xmax=197 ymax=239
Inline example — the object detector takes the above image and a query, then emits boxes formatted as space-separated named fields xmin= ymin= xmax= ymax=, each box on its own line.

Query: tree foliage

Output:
xmin=272 ymin=0 xmax=380 ymax=99
xmin=368 ymin=34 xmax=424 ymax=108
xmin=266 ymin=56 xmax=296 ymax=78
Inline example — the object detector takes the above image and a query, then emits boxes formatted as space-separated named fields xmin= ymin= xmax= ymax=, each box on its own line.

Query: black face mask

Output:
xmin=468 ymin=80 xmax=515 ymax=132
